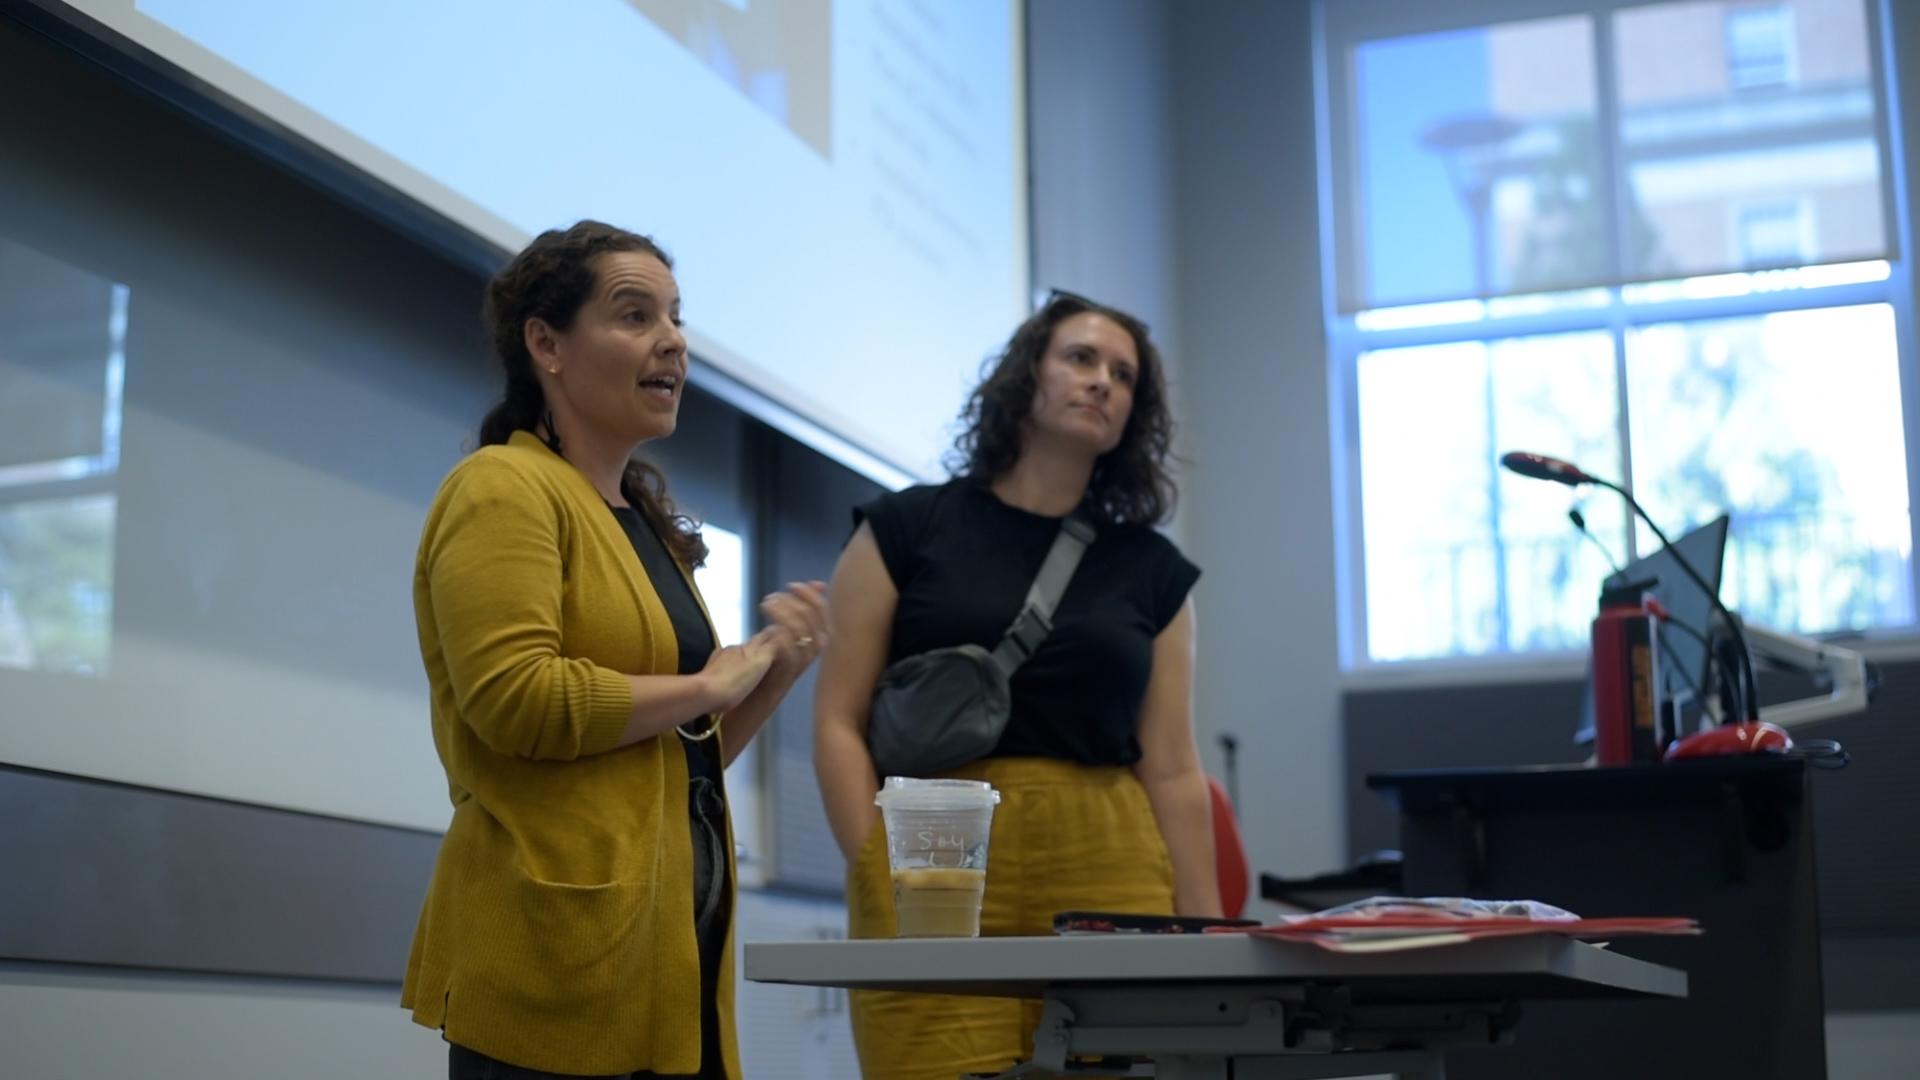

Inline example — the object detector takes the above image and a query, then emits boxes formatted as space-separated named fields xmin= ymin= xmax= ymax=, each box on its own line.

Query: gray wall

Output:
xmin=1029 ymin=0 xmax=1344 ymax=883
xmin=1171 ymin=1 xmax=1348 ymax=880
xmin=1027 ymin=0 xmax=1185 ymax=376
xmin=1028 ymin=0 xmax=1349 ymax=887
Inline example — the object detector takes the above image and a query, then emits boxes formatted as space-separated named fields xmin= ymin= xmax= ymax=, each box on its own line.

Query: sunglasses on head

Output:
xmin=1038 ymin=288 xmax=1149 ymax=335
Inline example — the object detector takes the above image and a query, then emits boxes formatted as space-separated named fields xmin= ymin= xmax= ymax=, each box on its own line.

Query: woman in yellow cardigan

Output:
xmin=402 ymin=220 xmax=828 ymax=1079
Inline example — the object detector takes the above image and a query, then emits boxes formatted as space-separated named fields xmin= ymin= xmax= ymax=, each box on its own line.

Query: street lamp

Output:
xmin=1419 ymin=113 xmax=1526 ymax=298
xmin=1421 ymin=112 xmax=1525 ymax=649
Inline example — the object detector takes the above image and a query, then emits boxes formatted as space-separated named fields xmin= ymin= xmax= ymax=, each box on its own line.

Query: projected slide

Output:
xmin=626 ymin=0 xmax=834 ymax=158
xmin=54 ymin=0 xmax=1026 ymax=480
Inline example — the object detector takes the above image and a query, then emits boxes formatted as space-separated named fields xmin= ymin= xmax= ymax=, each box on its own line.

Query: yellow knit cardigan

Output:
xmin=401 ymin=430 xmax=737 ymax=1077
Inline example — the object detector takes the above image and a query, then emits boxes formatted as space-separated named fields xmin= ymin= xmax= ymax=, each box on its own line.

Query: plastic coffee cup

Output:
xmin=873 ymin=777 xmax=1001 ymax=938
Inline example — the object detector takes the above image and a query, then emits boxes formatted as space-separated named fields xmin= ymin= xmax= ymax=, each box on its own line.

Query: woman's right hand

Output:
xmin=700 ymin=628 xmax=781 ymax=713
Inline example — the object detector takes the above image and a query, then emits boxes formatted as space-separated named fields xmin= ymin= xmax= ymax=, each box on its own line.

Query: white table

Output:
xmin=745 ymin=933 xmax=1687 ymax=1080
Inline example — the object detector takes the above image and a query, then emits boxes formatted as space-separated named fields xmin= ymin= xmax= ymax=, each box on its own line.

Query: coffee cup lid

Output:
xmin=874 ymin=776 xmax=1001 ymax=812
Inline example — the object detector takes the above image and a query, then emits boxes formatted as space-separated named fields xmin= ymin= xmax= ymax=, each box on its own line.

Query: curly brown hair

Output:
xmin=947 ymin=292 xmax=1177 ymax=526
xmin=476 ymin=220 xmax=707 ymax=567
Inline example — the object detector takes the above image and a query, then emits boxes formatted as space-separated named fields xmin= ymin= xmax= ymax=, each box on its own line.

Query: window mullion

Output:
xmin=1351 ymin=308 xmax=1614 ymax=351
xmin=1330 ymin=321 xmax=1371 ymax=670
xmin=1870 ymin=0 xmax=1920 ymax=627
xmin=1484 ymin=344 xmax=1511 ymax=651
xmin=1595 ymin=0 xmax=1641 ymax=563
xmin=1610 ymin=297 xmax=1638 ymax=563
xmin=1594 ymin=6 xmax=1630 ymax=293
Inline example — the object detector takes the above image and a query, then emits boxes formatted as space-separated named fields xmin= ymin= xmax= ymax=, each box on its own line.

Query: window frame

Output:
xmin=0 ymin=275 xmax=127 ymax=676
xmin=1317 ymin=0 xmax=1920 ymax=675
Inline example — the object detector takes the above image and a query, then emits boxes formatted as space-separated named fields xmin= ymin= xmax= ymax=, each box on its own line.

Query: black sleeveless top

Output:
xmin=856 ymin=480 xmax=1200 ymax=765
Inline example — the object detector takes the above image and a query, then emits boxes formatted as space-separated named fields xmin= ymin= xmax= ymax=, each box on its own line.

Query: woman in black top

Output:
xmin=812 ymin=292 xmax=1218 ymax=1080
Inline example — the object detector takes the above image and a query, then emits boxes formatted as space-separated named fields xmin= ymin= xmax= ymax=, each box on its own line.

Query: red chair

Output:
xmin=1207 ymin=775 xmax=1251 ymax=919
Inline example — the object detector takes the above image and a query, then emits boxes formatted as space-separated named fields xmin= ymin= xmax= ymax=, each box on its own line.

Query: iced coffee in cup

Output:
xmin=874 ymin=777 xmax=1001 ymax=938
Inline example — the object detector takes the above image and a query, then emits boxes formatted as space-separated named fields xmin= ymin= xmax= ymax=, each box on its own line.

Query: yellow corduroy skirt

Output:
xmin=845 ymin=756 xmax=1176 ymax=1080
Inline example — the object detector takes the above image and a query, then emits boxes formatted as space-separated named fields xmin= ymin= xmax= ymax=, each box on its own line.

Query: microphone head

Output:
xmin=1500 ymin=451 xmax=1592 ymax=486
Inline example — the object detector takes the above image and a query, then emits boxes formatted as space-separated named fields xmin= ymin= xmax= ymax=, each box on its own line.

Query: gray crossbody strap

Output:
xmin=988 ymin=514 xmax=1096 ymax=677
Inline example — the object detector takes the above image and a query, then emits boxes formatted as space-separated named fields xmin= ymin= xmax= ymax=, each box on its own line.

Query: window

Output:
xmin=0 ymin=238 xmax=125 ymax=676
xmin=1727 ymin=5 xmax=1797 ymax=90
xmin=1323 ymin=0 xmax=1914 ymax=666
xmin=1625 ymin=303 xmax=1911 ymax=634
xmin=694 ymin=524 xmax=749 ymax=648
xmin=1735 ymin=199 xmax=1813 ymax=266
xmin=693 ymin=522 xmax=769 ymax=885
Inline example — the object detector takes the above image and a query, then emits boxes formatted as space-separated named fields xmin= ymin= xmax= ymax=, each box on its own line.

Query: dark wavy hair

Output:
xmin=947 ymin=292 xmax=1177 ymax=526
xmin=476 ymin=220 xmax=707 ymax=567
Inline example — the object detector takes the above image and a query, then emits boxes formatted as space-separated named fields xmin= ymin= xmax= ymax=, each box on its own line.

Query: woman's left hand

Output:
xmin=759 ymin=580 xmax=830 ymax=672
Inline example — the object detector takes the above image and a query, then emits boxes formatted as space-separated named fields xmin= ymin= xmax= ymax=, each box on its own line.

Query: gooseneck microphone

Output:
xmin=1503 ymin=450 xmax=1759 ymax=723
xmin=1498 ymin=451 xmax=1593 ymax=486
xmin=1567 ymin=507 xmax=1624 ymax=574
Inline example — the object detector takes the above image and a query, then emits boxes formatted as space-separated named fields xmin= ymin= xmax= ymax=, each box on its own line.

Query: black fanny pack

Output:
xmin=866 ymin=514 xmax=1094 ymax=778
